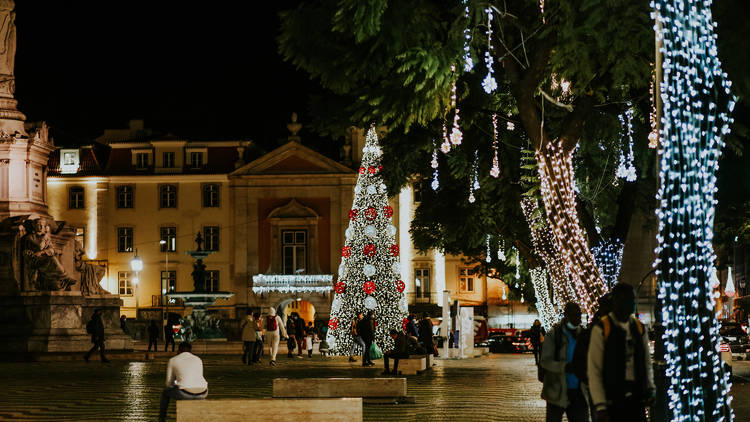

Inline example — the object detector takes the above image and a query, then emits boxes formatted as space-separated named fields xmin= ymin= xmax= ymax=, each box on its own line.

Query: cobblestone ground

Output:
xmin=1 ymin=353 xmax=748 ymax=421
xmin=0 ymin=353 xmax=545 ymax=421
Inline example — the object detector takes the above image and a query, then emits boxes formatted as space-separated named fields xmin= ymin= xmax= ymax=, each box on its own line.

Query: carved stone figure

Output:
xmin=192 ymin=259 xmax=207 ymax=292
xmin=21 ymin=218 xmax=76 ymax=291
xmin=75 ymin=241 xmax=108 ymax=295
xmin=0 ymin=0 xmax=16 ymax=97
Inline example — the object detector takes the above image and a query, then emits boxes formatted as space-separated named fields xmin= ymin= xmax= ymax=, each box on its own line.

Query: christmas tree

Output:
xmin=326 ymin=127 xmax=408 ymax=355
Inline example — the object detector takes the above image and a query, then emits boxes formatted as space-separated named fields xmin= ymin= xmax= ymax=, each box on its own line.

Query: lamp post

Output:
xmin=130 ymin=249 xmax=143 ymax=315
xmin=160 ymin=239 xmax=169 ymax=323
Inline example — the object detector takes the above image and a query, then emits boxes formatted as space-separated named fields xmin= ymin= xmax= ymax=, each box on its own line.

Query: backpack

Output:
xmin=86 ymin=319 xmax=94 ymax=334
xmin=537 ymin=325 xmax=563 ymax=382
xmin=267 ymin=315 xmax=277 ymax=331
xmin=600 ymin=315 xmax=644 ymax=341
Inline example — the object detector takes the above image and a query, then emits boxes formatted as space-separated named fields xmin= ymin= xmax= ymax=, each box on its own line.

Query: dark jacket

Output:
xmin=530 ymin=324 xmax=545 ymax=346
xmin=295 ymin=317 xmax=306 ymax=337
xmin=148 ymin=322 xmax=160 ymax=340
xmin=357 ymin=316 xmax=375 ymax=342
xmin=390 ymin=332 xmax=410 ymax=356
xmin=406 ymin=319 xmax=419 ymax=338
xmin=286 ymin=318 xmax=296 ymax=337
xmin=418 ymin=318 xmax=434 ymax=347
xmin=89 ymin=313 xmax=105 ymax=342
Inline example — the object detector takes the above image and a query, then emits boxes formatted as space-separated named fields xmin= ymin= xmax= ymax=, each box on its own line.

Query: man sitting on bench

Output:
xmin=383 ymin=329 xmax=411 ymax=375
xmin=159 ymin=342 xmax=208 ymax=422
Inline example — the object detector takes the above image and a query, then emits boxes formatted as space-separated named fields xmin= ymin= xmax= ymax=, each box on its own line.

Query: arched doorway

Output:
xmin=278 ymin=298 xmax=316 ymax=325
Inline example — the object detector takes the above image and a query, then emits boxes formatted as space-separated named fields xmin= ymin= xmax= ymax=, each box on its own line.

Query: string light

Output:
xmin=490 ymin=113 xmax=500 ymax=178
xmin=497 ymin=238 xmax=506 ymax=261
xmin=616 ymin=106 xmax=637 ymax=182
xmin=485 ymin=234 xmax=492 ymax=263
xmin=591 ymin=239 xmax=624 ymax=289
xmin=441 ymin=117 xmax=451 ymax=153
xmin=431 ymin=139 xmax=440 ymax=191
xmin=502 ymin=285 xmax=507 ymax=301
xmin=449 ymin=66 xmax=463 ymax=146
xmin=539 ymin=0 xmax=545 ymax=23
xmin=514 ymin=246 xmax=520 ymax=280
xmin=530 ymin=268 xmax=557 ymax=329
xmin=481 ymin=7 xmax=497 ymax=93
xmin=649 ymin=71 xmax=660 ymax=148
xmin=461 ymin=0 xmax=473 ymax=72
xmin=651 ymin=0 xmax=735 ymax=418
xmin=468 ymin=150 xmax=479 ymax=203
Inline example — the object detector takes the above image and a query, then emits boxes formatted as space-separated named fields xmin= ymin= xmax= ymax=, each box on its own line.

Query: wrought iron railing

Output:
xmin=251 ymin=274 xmax=333 ymax=293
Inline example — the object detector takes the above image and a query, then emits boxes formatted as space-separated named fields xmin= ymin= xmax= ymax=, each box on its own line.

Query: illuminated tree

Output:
xmin=652 ymin=0 xmax=735 ymax=419
xmin=326 ymin=127 xmax=407 ymax=354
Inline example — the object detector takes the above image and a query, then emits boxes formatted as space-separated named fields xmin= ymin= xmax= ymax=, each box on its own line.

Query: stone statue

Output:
xmin=192 ymin=259 xmax=207 ymax=292
xmin=194 ymin=231 xmax=204 ymax=252
xmin=0 ymin=0 xmax=16 ymax=98
xmin=21 ymin=218 xmax=76 ymax=291
xmin=75 ymin=241 xmax=108 ymax=295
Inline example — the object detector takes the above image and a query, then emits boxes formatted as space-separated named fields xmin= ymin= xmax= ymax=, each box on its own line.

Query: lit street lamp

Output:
xmin=130 ymin=249 xmax=143 ymax=313
xmin=160 ymin=239 xmax=169 ymax=323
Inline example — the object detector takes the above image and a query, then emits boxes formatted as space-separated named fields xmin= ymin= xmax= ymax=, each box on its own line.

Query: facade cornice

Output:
xmin=49 ymin=174 xmax=229 ymax=183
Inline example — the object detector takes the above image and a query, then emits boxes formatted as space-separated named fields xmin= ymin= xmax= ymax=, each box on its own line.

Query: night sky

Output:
xmin=13 ymin=1 xmax=321 ymax=151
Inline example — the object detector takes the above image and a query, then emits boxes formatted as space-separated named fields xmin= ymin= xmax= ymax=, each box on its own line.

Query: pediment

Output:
xmin=231 ymin=141 xmax=354 ymax=176
xmin=267 ymin=199 xmax=319 ymax=219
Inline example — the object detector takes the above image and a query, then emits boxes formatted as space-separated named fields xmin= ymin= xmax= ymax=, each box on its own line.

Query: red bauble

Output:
xmin=365 ymin=207 xmax=377 ymax=221
xmin=328 ymin=317 xmax=339 ymax=330
xmin=396 ymin=279 xmax=405 ymax=292
xmin=383 ymin=205 xmax=394 ymax=218
xmin=358 ymin=167 xmax=365 ymax=174
xmin=368 ymin=166 xmax=376 ymax=174
xmin=402 ymin=317 xmax=409 ymax=331
xmin=341 ymin=246 xmax=352 ymax=258
xmin=334 ymin=282 xmax=346 ymax=294
xmin=390 ymin=244 xmax=400 ymax=257
xmin=363 ymin=243 xmax=377 ymax=257
xmin=363 ymin=281 xmax=376 ymax=294
xmin=348 ymin=208 xmax=359 ymax=220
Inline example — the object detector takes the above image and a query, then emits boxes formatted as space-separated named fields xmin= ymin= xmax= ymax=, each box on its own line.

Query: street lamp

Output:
xmin=130 ymin=249 xmax=143 ymax=313
xmin=160 ymin=239 xmax=169 ymax=323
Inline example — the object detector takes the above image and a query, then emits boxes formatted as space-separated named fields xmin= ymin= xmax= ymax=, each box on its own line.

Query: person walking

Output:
xmin=286 ymin=313 xmax=297 ymax=358
xmin=240 ymin=309 xmax=256 ymax=365
xmin=418 ymin=312 xmax=436 ymax=356
xmin=264 ymin=307 xmax=287 ymax=366
xmin=120 ymin=315 xmax=130 ymax=335
xmin=540 ymin=302 xmax=588 ymax=422
xmin=158 ymin=342 xmax=208 ymax=422
xmin=253 ymin=312 xmax=263 ymax=363
xmin=164 ymin=322 xmax=176 ymax=352
xmin=357 ymin=310 xmax=376 ymax=367
xmin=588 ymin=284 xmax=655 ymax=422
xmin=147 ymin=320 xmax=160 ymax=352
xmin=383 ymin=329 xmax=410 ymax=375
xmin=531 ymin=319 xmax=546 ymax=365
xmin=349 ymin=312 xmax=365 ymax=362
xmin=295 ymin=313 xmax=306 ymax=357
xmin=84 ymin=309 xmax=109 ymax=363
xmin=305 ymin=321 xmax=315 ymax=358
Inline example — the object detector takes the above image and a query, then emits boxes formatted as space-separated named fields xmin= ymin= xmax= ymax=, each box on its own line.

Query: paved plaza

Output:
xmin=1 ymin=353 xmax=750 ymax=421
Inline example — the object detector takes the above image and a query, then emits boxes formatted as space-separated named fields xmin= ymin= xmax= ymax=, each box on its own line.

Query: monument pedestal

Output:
xmin=0 ymin=291 xmax=133 ymax=353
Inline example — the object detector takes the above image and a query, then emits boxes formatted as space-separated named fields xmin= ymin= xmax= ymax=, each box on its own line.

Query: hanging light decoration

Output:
xmin=591 ymin=238 xmax=624 ymax=289
xmin=485 ymin=234 xmax=492 ymax=263
xmin=481 ymin=7 xmax=497 ymax=93
xmin=449 ymin=65 xmax=463 ymax=146
xmin=530 ymin=268 xmax=557 ymax=329
xmin=468 ymin=150 xmax=479 ymax=203
xmin=490 ymin=113 xmax=500 ymax=178
xmin=616 ymin=105 xmax=637 ymax=182
xmin=497 ymin=238 xmax=506 ymax=261
xmin=461 ymin=0 xmax=473 ymax=72
xmin=440 ymin=117 xmax=451 ymax=153
xmin=431 ymin=139 xmax=440 ymax=191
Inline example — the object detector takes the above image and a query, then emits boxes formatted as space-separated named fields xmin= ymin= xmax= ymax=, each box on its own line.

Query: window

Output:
xmin=163 ymin=151 xmax=175 ymax=168
xmin=415 ymin=268 xmax=431 ymax=298
xmin=159 ymin=184 xmax=177 ymax=208
xmin=118 ymin=271 xmax=133 ymax=296
xmin=60 ymin=149 xmax=80 ymax=174
xmin=459 ymin=267 xmax=476 ymax=292
xmin=161 ymin=270 xmax=176 ymax=294
xmin=203 ymin=226 xmax=219 ymax=251
xmin=190 ymin=151 xmax=204 ymax=168
xmin=202 ymin=184 xmax=220 ymax=207
xmin=135 ymin=152 xmax=149 ymax=169
xmin=117 ymin=227 xmax=133 ymax=252
xmin=117 ymin=185 xmax=133 ymax=208
xmin=160 ymin=227 xmax=177 ymax=252
xmin=207 ymin=270 xmax=220 ymax=292
xmin=75 ymin=227 xmax=85 ymax=249
xmin=282 ymin=230 xmax=306 ymax=275
xmin=69 ymin=186 xmax=84 ymax=209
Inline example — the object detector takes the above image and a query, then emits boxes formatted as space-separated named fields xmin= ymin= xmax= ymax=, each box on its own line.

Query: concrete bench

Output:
xmin=399 ymin=356 xmax=427 ymax=375
xmin=177 ymin=398 xmax=362 ymax=422
xmin=274 ymin=377 xmax=406 ymax=398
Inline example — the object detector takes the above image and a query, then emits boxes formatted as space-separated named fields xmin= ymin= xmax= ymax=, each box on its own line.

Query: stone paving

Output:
xmin=1 ymin=353 xmax=748 ymax=421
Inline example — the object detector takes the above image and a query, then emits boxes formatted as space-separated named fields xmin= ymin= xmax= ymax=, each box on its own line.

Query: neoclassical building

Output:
xmin=47 ymin=119 xmax=525 ymax=327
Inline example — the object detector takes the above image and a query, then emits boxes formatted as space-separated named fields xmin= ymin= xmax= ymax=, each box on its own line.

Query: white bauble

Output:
xmin=364 ymin=296 xmax=377 ymax=310
xmin=399 ymin=297 xmax=409 ymax=312
xmin=392 ymin=261 xmax=400 ymax=274
xmin=387 ymin=225 xmax=397 ymax=237
xmin=367 ymin=185 xmax=377 ymax=195
xmin=380 ymin=183 xmax=387 ymax=193
xmin=338 ymin=264 xmax=346 ymax=277
xmin=363 ymin=264 xmax=376 ymax=277
xmin=354 ymin=185 xmax=361 ymax=194
xmin=365 ymin=225 xmax=377 ymax=238
xmin=345 ymin=227 xmax=353 ymax=239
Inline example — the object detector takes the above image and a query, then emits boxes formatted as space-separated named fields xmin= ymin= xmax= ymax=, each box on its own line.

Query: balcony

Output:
xmin=251 ymin=274 xmax=333 ymax=294
xmin=406 ymin=292 xmax=437 ymax=304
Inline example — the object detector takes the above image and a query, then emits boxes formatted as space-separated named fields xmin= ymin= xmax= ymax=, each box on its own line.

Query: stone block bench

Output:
xmin=399 ymin=355 xmax=427 ymax=375
xmin=274 ymin=377 xmax=407 ymax=399
xmin=177 ymin=398 xmax=362 ymax=422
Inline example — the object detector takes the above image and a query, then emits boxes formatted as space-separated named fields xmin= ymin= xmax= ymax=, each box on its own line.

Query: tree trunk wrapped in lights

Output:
xmin=326 ymin=127 xmax=407 ymax=355
xmin=652 ymin=0 xmax=735 ymax=419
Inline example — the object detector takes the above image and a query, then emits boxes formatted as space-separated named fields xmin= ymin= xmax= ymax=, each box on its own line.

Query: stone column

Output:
xmin=0 ymin=0 xmax=25 ymax=135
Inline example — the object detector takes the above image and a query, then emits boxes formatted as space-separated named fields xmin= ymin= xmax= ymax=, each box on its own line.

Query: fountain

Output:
xmin=166 ymin=232 xmax=233 ymax=341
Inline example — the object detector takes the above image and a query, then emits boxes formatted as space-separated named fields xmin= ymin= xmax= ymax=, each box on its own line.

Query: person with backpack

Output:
xmin=588 ymin=284 xmax=654 ymax=422
xmin=84 ymin=309 xmax=109 ymax=363
xmin=240 ymin=309 xmax=256 ymax=365
xmin=147 ymin=320 xmax=160 ymax=352
xmin=357 ymin=310 xmax=376 ymax=367
xmin=264 ymin=307 xmax=286 ymax=366
xmin=540 ymin=302 xmax=588 ymax=422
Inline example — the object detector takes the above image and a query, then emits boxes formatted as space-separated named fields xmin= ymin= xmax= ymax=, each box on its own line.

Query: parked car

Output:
xmin=487 ymin=334 xmax=532 ymax=353
xmin=719 ymin=321 xmax=750 ymax=360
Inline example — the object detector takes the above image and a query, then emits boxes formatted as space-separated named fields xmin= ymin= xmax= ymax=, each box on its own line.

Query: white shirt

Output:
xmin=165 ymin=352 xmax=208 ymax=394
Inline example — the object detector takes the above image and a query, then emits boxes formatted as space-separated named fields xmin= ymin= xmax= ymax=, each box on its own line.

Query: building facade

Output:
xmin=47 ymin=120 xmax=528 ymax=327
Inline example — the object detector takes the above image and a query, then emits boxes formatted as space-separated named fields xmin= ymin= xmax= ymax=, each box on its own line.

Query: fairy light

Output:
xmin=461 ymin=0 xmax=473 ymax=72
xmin=591 ymin=239 xmax=624 ymax=289
xmin=485 ymin=234 xmax=492 ymax=263
xmin=536 ymin=141 xmax=607 ymax=315
xmin=651 ymin=0 xmax=735 ymax=418
xmin=539 ymin=0 xmax=545 ymax=23
xmin=490 ymin=113 xmax=500 ymax=178
xmin=497 ymin=238 xmax=506 ymax=261
xmin=616 ymin=106 xmax=637 ymax=182
xmin=649 ymin=71 xmax=660 ymax=148
xmin=530 ymin=267 xmax=557 ymax=329
xmin=441 ymin=117 xmax=451 ymax=153
xmin=449 ymin=65 xmax=463 ymax=147
xmin=468 ymin=150 xmax=479 ymax=203
xmin=481 ymin=7 xmax=497 ymax=93
xmin=502 ymin=285 xmax=507 ymax=300
xmin=431 ymin=139 xmax=440 ymax=191
xmin=514 ymin=246 xmax=520 ymax=280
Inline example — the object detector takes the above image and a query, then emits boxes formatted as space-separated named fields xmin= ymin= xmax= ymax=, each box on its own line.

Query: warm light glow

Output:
xmin=434 ymin=249 xmax=446 ymax=307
